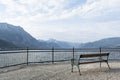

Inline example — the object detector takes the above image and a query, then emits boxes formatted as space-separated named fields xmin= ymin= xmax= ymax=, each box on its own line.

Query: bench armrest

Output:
xmin=71 ymin=59 xmax=79 ymax=65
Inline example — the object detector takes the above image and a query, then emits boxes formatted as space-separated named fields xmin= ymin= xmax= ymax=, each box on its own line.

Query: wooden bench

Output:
xmin=71 ymin=53 xmax=110 ymax=75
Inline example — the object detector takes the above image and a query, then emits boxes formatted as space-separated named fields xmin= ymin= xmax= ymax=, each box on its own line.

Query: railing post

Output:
xmin=52 ymin=47 xmax=54 ymax=64
xmin=99 ymin=47 xmax=102 ymax=53
xmin=27 ymin=47 xmax=29 ymax=66
xmin=73 ymin=47 xmax=74 ymax=63
xmin=99 ymin=47 xmax=102 ymax=68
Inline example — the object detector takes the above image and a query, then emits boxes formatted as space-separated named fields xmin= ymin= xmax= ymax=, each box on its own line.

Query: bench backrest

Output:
xmin=80 ymin=53 xmax=109 ymax=58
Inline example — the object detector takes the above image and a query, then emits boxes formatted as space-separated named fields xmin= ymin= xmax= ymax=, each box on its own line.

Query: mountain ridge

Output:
xmin=0 ymin=23 xmax=120 ymax=49
xmin=0 ymin=39 xmax=18 ymax=49
xmin=81 ymin=37 xmax=120 ymax=48
xmin=0 ymin=23 xmax=48 ymax=49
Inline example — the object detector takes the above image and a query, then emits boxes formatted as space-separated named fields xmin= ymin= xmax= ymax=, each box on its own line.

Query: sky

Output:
xmin=0 ymin=0 xmax=120 ymax=43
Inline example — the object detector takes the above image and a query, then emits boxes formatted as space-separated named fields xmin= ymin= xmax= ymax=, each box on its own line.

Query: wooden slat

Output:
xmin=79 ymin=60 xmax=107 ymax=64
xmin=80 ymin=53 xmax=109 ymax=58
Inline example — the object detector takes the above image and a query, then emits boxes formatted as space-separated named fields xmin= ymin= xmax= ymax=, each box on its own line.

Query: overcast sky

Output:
xmin=0 ymin=0 xmax=120 ymax=43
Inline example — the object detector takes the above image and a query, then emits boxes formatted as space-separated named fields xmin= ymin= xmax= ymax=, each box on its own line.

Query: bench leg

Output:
xmin=100 ymin=61 xmax=101 ymax=68
xmin=77 ymin=65 xmax=81 ymax=75
xmin=106 ymin=62 xmax=111 ymax=69
xmin=71 ymin=59 xmax=74 ymax=72
xmin=71 ymin=64 xmax=73 ymax=72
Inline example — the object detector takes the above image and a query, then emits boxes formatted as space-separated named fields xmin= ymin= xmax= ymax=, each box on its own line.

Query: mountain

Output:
xmin=39 ymin=39 xmax=81 ymax=48
xmin=46 ymin=39 xmax=71 ymax=48
xmin=0 ymin=39 xmax=18 ymax=49
xmin=0 ymin=23 xmax=48 ymax=49
xmin=39 ymin=39 xmax=60 ymax=48
xmin=1 ymin=23 xmax=120 ymax=49
xmin=81 ymin=37 xmax=120 ymax=48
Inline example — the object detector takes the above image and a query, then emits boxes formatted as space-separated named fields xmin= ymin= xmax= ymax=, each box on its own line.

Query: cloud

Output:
xmin=78 ymin=0 xmax=120 ymax=20
xmin=0 ymin=0 xmax=120 ymax=22
xmin=0 ymin=0 xmax=86 ymax=22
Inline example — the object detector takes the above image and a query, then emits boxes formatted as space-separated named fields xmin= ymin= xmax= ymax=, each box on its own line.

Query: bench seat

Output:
xmin=79 ymin=60 xmax=107 ymax=64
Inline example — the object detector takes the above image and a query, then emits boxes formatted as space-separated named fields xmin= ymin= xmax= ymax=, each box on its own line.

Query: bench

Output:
xmin=71 ymin=53 xmax=110 ymax=75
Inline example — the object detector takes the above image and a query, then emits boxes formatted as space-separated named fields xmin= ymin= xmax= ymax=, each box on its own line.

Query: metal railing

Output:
xmin=0 ymin=48 xmax=120 ymax=68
